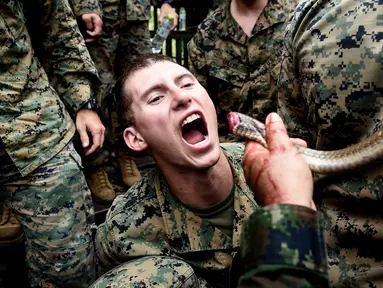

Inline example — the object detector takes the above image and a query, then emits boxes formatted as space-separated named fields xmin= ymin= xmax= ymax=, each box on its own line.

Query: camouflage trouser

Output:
xmin=0 ymin=142 xmax=96 ymax=288
xmin=91 ymin=256 xmax=209 ymax=288
xmin=83 ymin=5 xmax=151 ymax=168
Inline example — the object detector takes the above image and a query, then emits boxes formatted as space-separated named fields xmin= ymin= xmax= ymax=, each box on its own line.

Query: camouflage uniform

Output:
xmin=93 ymin=143 xmax=329 ymax=287
xmin=277 ymin=0 xmax=383 ymax=286
xmin=187 ymin=0 xmax=299 ymax=140
xmin=0 ymin=0 xmax=100 ymax=287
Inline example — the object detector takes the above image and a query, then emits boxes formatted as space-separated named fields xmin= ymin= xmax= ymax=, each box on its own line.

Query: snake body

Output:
xmin=227 ymin=112 xmax=383 ymax=174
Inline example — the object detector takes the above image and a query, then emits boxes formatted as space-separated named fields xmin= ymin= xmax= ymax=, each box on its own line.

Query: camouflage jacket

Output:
xmin=187 ymin=0 xmax=299 ymax=138
xmin=0 ymin=0 xmax=100 ymax=176
xmin=96 ymin=143 xmax=257 ymax=286
xmin=277 ymin=0 xmax=383 ymax=286
xmin=96 ymin=143 xmax=329 ymax=287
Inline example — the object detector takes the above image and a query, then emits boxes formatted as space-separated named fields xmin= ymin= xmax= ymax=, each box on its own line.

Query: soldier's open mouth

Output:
xmin=181 ymin=113 xmax=208 ymax=145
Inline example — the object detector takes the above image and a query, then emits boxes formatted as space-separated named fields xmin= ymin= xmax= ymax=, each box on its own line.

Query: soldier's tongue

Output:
xmin=182 ymin=129 xmax=205 ymax=145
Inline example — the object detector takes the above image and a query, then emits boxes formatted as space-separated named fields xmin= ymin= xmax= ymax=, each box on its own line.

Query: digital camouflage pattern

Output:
xmin=70 ymin=0 xmax=101 ymax=17
xmin=91 ymin=256 xmax=202 ymax=288
xmin=86 ymin=16 xmax=151 ymax=89
xmin=0 ymin=0 xmax=99 ymax=286
xmin=69 ymin=0 xmax=153 ymax=86
xmin=277 ymin=0 xmax=383 ymax=286
xmin=0 ymin=0 xmax=100 ymax=177
xmin=0 ymin=143 xmax=96 ymax=288
xmin=187 ymin=0 xmax=299 ymax=140
xmin=93 ymin=200 xmax=329 ymax=287
xmin=237 ymin=204 xmax=329 ymax=287
xmin=100 ymin=0 xmax=151 ymax=22
xmin=96 ymin=143 xmax=259 ymax=287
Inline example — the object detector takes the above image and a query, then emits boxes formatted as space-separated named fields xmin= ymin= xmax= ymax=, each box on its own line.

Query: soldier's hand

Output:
xmin=76 ymin=110 xmax=105 ymax=156
xmin=243 ymin=113 xmax=315 ymax=210
xmin=160 ymin=3 xmax=178 ymax=31
xmin=81 ymin=13 xmax=103 ymax=42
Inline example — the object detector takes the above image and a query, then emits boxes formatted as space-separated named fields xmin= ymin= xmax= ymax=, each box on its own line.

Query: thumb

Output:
xmin=265 ymin=113 xmax=291 ymax=151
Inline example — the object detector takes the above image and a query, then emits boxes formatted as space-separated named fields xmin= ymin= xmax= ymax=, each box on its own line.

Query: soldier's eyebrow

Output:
xmin=140 ymin=84 xmax=166 ymax=102
xmin=174 ymin=73 xmax=194 ymax=85
xmin=140 ymin=73 xmax=194 ymax=102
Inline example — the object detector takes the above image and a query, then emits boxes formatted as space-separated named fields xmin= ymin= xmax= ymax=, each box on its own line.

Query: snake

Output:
xmin=227 ymin=112 xmax=383 ymax=175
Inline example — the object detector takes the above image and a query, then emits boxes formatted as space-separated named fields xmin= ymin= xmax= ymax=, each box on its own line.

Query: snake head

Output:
xmin=227 ymin=112 xmax=239 ymax=134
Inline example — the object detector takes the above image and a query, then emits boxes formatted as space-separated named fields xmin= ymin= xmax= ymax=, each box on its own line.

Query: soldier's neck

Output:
xmin=231 ymin=0 xmax=268 ymax=36
xmin=162 ymin=149 xmax=234 ymax=210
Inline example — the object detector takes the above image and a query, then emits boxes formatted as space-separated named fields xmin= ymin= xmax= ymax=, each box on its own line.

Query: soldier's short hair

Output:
xmin=115 ymin=53 xmax=175 ymax=127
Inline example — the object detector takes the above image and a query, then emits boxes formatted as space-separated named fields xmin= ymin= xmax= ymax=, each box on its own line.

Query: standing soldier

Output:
xmin=0 ymin=0 xmax=105 ymax=287
xmin=277 ymin=0 xmax=383 ymax=286
xmin=188 ymin=0 xmax=299 ymax=142
xmin=70 ymin=0 xmax=178 ymax=202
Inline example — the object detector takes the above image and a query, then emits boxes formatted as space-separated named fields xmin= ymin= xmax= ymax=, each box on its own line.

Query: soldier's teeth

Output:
xmin=182 ymin=114 xmax=201 ymax=127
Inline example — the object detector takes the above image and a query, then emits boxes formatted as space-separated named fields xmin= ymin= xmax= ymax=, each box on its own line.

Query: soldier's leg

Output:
xmin=0 ymin=142 xmax=96 ymax=288
xmin=114 ymin=21 xmax=153 ymax=187
xmin=90 ymin=256 xmax=205 ymax=288
xmin=114 ymin=20 xmax=151 ymax=76
xmin=0 ymin=149 xmax=23 ymax=245
xmin=82 ymin=17 xmax=121 ymax=202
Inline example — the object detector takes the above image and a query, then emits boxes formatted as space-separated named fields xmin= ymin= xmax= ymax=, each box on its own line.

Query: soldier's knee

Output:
xmin=91 ymin=256 xmax=200 ymax=287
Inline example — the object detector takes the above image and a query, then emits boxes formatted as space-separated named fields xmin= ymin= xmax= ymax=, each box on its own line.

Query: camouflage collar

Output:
xmin=154 ymin=144 xmax=258 ymax=254
xmin=222 ymin=0 xmax=295 ymax=42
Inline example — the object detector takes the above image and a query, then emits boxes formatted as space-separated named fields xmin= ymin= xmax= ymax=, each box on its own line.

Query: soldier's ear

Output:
xmin=123 ymin=127 xmax=148 ymax=152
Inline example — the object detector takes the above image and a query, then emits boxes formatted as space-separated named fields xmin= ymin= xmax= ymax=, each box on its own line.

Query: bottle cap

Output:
xmin=167 ymin=13 xmax=174 ymax=21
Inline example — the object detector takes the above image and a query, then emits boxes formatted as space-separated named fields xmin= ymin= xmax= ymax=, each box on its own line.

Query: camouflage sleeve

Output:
xmin=30 ymin=0 xmax=101 ymax=116
xmin=95 ymin=222 xmax=120 ymax=270
xmin=187 ymin=30 xmax=208 ymax=89
xmin=238 ymin=204 xmax=329 ymax=287
xmin=94 ymin=191 xmax=165 ymax=270
xmin=68 ymin=0 xmax=102 ymax=17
